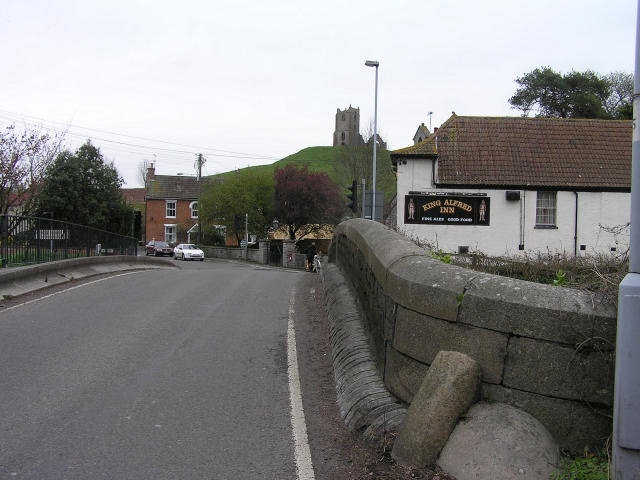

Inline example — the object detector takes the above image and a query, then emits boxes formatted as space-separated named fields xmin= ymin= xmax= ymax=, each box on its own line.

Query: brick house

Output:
xmin=144 ymin=165 xmax=200 ymax=244
xmin=391 ymin=114 xmax=632 ymax=256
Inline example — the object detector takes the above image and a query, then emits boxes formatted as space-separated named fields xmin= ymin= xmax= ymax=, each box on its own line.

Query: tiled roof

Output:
xmin=392 ymin=115 xmax=632 ymax=189
xmin=121 ymin=188 xmax=146 ymax=204
xmin=146 ymin=174 xmax=200 ymax=199
xmin=414 ymin=123 xmax=430 ymax=137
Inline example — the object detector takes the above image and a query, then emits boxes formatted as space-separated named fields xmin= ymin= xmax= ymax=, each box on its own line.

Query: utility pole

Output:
xmin=245 ymin=213 xmax=248 ymax=245
xmin=195 ymin=153 xmax=206 ymax=182
xmin=195 ymin=153 xmax=206 ymax=244
xmin=612 ymin=2 xmax=640 ymax=478
xmin=361 ymin=178 xmax=366 ymax=219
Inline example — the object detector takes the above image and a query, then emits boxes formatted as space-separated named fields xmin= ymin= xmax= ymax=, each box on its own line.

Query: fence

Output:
xmin=0 ymin=215 xmax=138 ymax=268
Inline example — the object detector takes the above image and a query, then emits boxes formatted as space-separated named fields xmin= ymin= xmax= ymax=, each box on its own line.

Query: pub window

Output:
xmin=166 ymin=200 xmax=177 ymax=218
xmin=535 ymin=191 xmax=557 ymax=227
xmin=190 ymin=201 xmax=198 ymax=219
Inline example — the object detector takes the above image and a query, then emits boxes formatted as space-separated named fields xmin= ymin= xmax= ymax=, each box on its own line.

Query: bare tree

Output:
xmin=333 ymin=121 xmax=389 ymax=217
xmin=333 ymin=121 xmax=377 ymax=185
xmin=138 ymin=160 xmax=150 ymax=188
xmin=0 ymin=124 xmax=65 ymax=216
xmin=605 ymin=71 xmax=633 ymax=119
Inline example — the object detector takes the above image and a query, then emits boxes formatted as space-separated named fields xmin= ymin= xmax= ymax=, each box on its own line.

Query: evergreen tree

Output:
xmin=34 ymin=140 xmax=133 ymax=235
xmin=509 ymin=67 xmax=633 ymax=119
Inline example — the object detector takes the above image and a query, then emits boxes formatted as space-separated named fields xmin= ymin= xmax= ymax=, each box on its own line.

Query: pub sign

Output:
xmin=405 ymin=194 xmax=490 ymax=226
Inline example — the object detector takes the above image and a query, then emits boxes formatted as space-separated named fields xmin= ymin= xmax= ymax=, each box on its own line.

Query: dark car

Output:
xmin=145 ymin=240 xmax=174 ymax=257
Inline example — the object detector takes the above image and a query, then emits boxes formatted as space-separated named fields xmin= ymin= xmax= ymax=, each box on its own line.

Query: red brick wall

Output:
xmin=145 ymin=199 xmax=198 ymax=243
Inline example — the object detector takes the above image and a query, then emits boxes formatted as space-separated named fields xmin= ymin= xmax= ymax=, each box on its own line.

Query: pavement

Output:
xmin=0 ymin=255 xmax=175 ymax=299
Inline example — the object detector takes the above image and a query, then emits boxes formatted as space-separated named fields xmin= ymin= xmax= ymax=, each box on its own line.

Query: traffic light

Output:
xmin=346 ymin=180 xmax=358 ymax=212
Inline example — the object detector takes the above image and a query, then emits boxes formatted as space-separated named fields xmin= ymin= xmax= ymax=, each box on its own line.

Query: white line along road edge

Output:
xmin=0 ymin=272 xmax=141 ymax=314
xmin=287 ymin=287 xmax=316 ymax=480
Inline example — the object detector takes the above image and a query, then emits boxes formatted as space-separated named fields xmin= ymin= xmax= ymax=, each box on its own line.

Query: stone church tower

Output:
xmin=333 ymin=106 xmax=364 ymax=146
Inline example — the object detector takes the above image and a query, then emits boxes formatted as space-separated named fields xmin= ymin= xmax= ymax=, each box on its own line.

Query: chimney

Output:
xmin=147 ymin=163 xmax=155 ymax=180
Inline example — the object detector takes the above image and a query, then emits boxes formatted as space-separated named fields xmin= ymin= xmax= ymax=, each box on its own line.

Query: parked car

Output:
xmin=173 ymin=243 xmax=205 ymax=261
xmin=145 ymin=240 xmax=174 ymax=257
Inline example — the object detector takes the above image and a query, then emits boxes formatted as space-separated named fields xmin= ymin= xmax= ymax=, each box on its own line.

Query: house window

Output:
xmin=190 ymin=201 xmax=198 ymax=219
xmin=165 ymin=224 xmax=177 ymax=243
xmin=166 ymin=200 xmax=176 ymax=218
xmin=535 ymin=191 xmax=557 ymax=227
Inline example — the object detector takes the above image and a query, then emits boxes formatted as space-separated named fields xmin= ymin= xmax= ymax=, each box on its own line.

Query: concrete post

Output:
xmin=282 ymin=239 xmax=297 ymax=269
xmin=613 ymin=3 xmax=640 ymax=477
xmin=258 ymin=240 xmax=269 ymax=265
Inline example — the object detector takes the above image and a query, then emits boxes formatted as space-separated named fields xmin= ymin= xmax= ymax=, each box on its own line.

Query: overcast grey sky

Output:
xmin=2 ymin=1 xmax=636 ymax=187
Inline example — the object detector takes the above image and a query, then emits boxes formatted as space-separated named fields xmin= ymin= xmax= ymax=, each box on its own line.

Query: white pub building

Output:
xmin=391 ymin=114 xmax=632 ymax=257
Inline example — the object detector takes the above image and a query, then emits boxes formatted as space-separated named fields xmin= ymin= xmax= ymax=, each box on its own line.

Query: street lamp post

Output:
xmin=365 ymin=60 xmax=379 ymax=222
xmin=613 ymin=2 xmax=640 ymax=477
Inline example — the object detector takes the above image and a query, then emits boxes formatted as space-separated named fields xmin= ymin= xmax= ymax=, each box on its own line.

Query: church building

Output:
xmin=333 ymin=106 xmax=364 ymax=146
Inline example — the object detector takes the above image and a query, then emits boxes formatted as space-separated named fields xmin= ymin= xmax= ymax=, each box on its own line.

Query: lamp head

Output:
xmin=365 ymin=60 xmax=379 ymax=67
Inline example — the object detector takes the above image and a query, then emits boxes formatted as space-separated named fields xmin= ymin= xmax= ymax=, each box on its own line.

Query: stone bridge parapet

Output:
xmin=329 ymin=218 xmax=616 ymax=453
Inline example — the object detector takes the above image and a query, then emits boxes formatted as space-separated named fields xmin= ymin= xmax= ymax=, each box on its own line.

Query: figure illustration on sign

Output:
xmin=479 ymin=199 xmax=487 ymax=222
xmin=408 ymin=197 xmax=415 ymax=220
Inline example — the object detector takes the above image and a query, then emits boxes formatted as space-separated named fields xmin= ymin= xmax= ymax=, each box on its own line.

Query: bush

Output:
xmin=552 ymin=451 xmax=609 ymax=480
xmin=412 ymin=235 xmax=627 ymax=306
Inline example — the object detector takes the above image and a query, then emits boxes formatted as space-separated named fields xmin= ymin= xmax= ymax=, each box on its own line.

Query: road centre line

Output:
xmin=287 ymin=287 xmax=316 ymax=480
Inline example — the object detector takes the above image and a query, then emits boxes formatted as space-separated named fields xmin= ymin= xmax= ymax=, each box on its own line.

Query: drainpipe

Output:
xmin=574 ymin=192 xmax=579 ymax=257
xmin=612 ymin=2 xmax=640 ymax=477
xmin=519 ymin=190 xmax=526 ymax=250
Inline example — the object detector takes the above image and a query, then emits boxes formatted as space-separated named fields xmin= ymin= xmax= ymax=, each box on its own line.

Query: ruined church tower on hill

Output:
xmin=333 ymin=106 xmax=364 ymax=146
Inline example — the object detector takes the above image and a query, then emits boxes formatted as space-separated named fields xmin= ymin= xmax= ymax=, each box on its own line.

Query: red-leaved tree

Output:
xmin=273 ymin=164 xmax=345 ymax=240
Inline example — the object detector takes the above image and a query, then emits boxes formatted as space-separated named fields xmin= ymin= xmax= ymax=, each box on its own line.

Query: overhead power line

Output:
xmin=0 ymin=109 xmax=280 ymax=161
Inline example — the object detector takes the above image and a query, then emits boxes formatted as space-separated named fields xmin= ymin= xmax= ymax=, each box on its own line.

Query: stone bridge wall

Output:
xmin=329 ymin=218 xmax=616 ymax=453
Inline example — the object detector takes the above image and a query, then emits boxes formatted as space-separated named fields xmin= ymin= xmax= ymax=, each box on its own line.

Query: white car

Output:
xmin=173 ymin=243 xmax=205 ymax=261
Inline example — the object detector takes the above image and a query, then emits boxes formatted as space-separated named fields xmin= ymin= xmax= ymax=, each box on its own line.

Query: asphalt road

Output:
xmin=0 ymin=259 xmax=311 ymax=479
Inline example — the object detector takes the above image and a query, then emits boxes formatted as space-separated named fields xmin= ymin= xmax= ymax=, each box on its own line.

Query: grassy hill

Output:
xmin=218 ymin=145 xmax=397 ymax=210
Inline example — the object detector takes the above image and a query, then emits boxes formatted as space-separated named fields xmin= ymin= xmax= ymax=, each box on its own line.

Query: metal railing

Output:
xmin=0 ymin=215 xmax=138 ymax=268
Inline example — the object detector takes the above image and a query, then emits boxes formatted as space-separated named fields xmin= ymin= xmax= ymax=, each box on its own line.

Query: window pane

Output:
xmin=165 ymin=226 xmax=176 ymax=243
xmin=166 ymin=201 xmax=176 ymax=217
xmin=536 ymin=191 xmax=556 ymax=226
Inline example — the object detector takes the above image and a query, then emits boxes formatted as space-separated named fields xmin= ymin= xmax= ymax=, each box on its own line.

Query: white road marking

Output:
xmin=0 ymin=272 xmax=141 ymax=313
xmin=287 ymin=287 xmax=316 ymax=480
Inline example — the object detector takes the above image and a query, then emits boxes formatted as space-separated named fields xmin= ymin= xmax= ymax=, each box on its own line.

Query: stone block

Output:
xmin=385 ymin=256 xmax=473 ymax=321
xmin=382 ymin=295 xmax=397 ymax=344
xmin=483 ymin=384 xmax=612 ymax=454
xmin=459 ymin=274 xmax=616 ymax=345
xmin=394 ymin=306 xmax=508 ymax=384
xmin=437 ymin=402 xmax=559 ymax=480
xmin=392 ymin=351 xmax=481 ymax=467
xmin=384 ymin=345 xmax=428 ymax=403
xmin=504 ymin=337 xmax=615 ymax=406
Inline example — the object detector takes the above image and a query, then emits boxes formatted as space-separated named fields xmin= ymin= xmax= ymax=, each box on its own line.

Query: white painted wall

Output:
xmin=396 ymin=158 xmax=631 ymax=257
